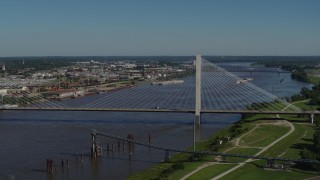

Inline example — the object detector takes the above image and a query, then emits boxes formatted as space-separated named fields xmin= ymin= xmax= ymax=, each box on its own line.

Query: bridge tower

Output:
xmin=195 ymin=55 xmax=202 ymax=125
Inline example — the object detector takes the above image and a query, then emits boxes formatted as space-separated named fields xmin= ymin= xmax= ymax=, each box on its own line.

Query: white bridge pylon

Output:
xmin=195 ymin=56 xmax=301 ymax=124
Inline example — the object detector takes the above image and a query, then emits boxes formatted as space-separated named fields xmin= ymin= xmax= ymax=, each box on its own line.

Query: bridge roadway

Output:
xmin=94 ymin=129 xmax=320 ymax=164
xmin=2 ymin=107 xmax=320 ymax=115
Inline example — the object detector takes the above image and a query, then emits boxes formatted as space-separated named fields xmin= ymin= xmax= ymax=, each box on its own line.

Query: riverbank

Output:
xmin=129 ymin=100 xmax=319 ymax=179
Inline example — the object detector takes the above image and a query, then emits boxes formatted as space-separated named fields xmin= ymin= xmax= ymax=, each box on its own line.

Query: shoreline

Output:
xmin=128 ymin=100 xmax=318 ymax=179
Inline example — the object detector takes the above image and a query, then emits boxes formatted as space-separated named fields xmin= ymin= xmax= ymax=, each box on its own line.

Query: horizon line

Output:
xmin=1 ymin=55 xmax=320 ymax=58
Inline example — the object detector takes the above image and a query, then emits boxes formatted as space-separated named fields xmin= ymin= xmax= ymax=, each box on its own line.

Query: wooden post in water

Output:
xmin=122 ymin=140 xmax=125 ymax=152
xmin=91 ymin=130 xmax=97 ymax=158
xmin=118 ymin=140 xmax=120 ymax=152
xmin=46 ymin=159 xmax=55 ymax=174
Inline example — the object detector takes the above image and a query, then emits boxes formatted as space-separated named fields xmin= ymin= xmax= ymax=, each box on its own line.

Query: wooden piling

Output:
xmin=122 ymin=140 xmax=125 ymax=152
xmin=129 ymin=152 xmax=133 ymax=160
xmin=46 ymin=159 xmax=55 ymax=174
xmin=118 ymin=140 xmax=120 ymax=152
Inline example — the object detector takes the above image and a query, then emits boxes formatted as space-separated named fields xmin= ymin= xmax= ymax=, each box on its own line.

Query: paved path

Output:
xmin=181 ymin=121 xmax=292 ymax=180
xmin=181 ymin=101 xmax=300 ymax=180
xmin=276 ymin=100 xmax=309 ymax=118
xmin=180 ymin=162 xmax=234 ymax=180
xmin=282 ymin=100 xmax=308 ymax=111
xmin=211 ymin=122 xmax=295 ymax=179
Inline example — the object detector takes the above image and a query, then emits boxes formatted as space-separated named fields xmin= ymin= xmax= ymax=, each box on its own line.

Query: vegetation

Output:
xmin=225 ymin=148 xmax=261 ymax=162
xmin=261 ymin=124 xmax=312 ymax=157
xmin=187 ymin=164 xmax=236 ymax=180
xmin=301 ymin=120 xmax=320 ymax=167
xmin=129 ymin=120 xmax=253 ymax=179
xmin=0 ymin=58 xmax=73 ymax=76
xmin=240 ymin=125 xmax=289 ymax=147
xmin=223 ymin=161 xmax=316 ymax=180
xmin=291 ymin=70 xmax=309 ymax=82
xmin=168 ymin=162 xmax=203 ymax=180
xmin=290 ymin=84 xmax=320 ymax=106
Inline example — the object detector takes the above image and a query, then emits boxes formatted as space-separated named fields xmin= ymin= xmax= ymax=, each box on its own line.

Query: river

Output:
xmin=0 ymin=63 xmax=312 ymax=180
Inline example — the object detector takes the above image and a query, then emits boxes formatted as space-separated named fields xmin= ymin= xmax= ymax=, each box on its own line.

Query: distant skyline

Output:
xmin=0 ymin=0 xmax=319 ymax=56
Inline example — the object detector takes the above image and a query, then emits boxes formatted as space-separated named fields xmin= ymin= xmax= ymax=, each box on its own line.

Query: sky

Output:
xmin=0 ymin=0 xmax=319 ymax=56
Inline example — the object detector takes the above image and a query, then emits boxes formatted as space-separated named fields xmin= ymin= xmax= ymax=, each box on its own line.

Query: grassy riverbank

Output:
xmin=129 ymin=101 xmax=319 ymax=180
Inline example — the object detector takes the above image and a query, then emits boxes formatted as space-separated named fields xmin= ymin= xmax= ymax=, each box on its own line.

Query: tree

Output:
xmin=313 ymin=130 xmax=320 ymax=152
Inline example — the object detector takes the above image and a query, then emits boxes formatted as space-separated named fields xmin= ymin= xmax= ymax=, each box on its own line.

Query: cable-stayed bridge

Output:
xmin=0 ymin=55 xmax=317 ymax=124
xmin=218 ymin=64 xmax=290 ymax=73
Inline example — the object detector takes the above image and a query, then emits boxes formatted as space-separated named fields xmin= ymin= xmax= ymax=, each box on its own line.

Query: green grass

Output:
xmin=168 ymin=162 xmax=203 ymax=180
xmin=129 ymin=100 xmax=317 ymax=180
xmin=262 ymin=124 xmax=306 ymax=158
xmin=213 ymin=122 xmax=318 ymax=180
xmin=281 ymin=114 xmax=309 ymax=121
xmin=240 ymin=125 xmax=290 ymax=147
xmin=225 ymin=147 xmax=261 ymax=162
xmin=245 ymin=114 xmax=277 ymax=121
xmin=128 ymin=123 xmax=250 ymax=179
xmin=307 ymin=74 xmax=320 ymax=85
xmin=186 ymin=164 xmax=236 ymax=180
xmin=280 ymin=124 xmax=314 ymax=159
xmin=222 ymin=160 xmax=317 ymax=180
xmin=260 ymin=104 xmax=286 ymax=111
xmin=294 ymin=100 xmax=320 ymax=111
xmin=129 ymin=163 xmax=172 ymax=180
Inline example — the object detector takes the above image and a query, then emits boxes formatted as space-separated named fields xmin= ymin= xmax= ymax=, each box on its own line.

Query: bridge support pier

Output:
xmin=195 ymin=115 xmax=201 ymax=125
xmin=195 ymin=55 xmax=202 ymax=125
xmin=310 ymin=114 xmax=314 ymax=124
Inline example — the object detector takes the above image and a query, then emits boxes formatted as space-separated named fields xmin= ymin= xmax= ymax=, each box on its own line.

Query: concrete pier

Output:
xmin=195 ymin=55 xmax=202 ymax=125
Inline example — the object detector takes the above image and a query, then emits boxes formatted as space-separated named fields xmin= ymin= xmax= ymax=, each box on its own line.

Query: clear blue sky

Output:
xmin=0 ymin=0 xmax=319 ymax=56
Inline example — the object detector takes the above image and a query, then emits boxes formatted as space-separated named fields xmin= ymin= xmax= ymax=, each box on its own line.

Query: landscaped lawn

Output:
xmin=222 ymin=160 xmax=317 ymax=180
xmin=261 ymin=123 xmax=314 ymax=158
xmin=225 ymin=147 xmax=261 ymax=162
xmin=240 ymin=124 xmax=290 ymax=147
xmin=187 ymin=164 xmax=236 ymax=180
xmin=168 ymin=162 xmax=203 ymax=180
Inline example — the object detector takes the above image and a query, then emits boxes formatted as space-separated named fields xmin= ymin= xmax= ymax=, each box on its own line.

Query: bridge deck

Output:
xmin=2 ymin=107 xmax=320 ymax=115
